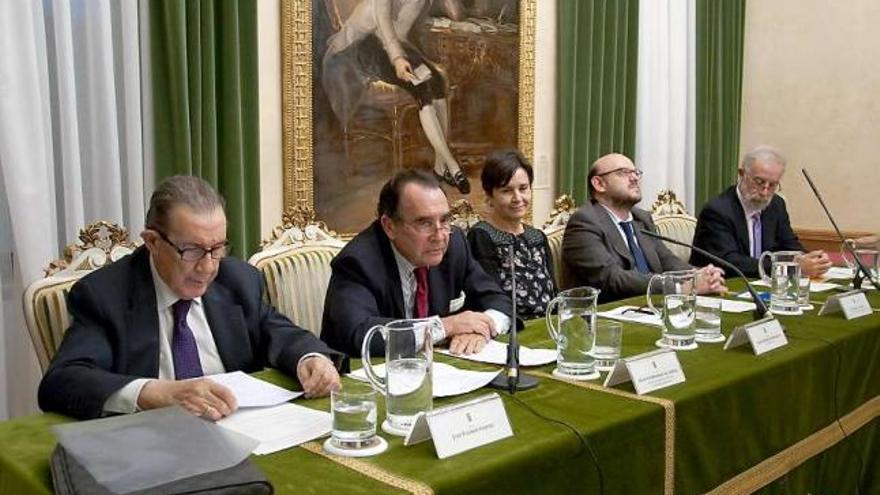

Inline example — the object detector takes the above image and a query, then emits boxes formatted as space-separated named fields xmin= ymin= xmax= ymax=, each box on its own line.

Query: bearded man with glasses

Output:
xmin=39 ymin=176 xmax=345 ymax=420
xmin=691 ymin=145 xmax=831 ymax=278
xmin=322 ymin=170 xmax=513 ymax=357
xmin=562 ymin=153 xmax=727 ymax=303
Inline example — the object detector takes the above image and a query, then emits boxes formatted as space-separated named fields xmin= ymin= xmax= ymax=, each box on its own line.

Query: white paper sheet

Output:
xmin=597 ymin=306 xmax=664 ymax=327
xmin=207 ymin=371 xmax=302 ymax=408
xmin=349 ymin=362 xmax=501 ymax=398
xmin=217 ymin=403 xmax=331 ymax=455
xmin=822 ymin=266 xmax=855 ymax=280
xmin=751 ymin=279 xmax=841 ymax=292
xmin=697 ymin=296 xmax=757 ymax=313
xmin=436 ymin=340 xmax=557 ymax=367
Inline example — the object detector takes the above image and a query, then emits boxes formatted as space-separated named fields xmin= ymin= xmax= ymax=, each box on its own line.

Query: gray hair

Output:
xmin=741 ymin=145 xmax=786 ymax=172
xmin=145 ymin=175 xmax=225 ymax=231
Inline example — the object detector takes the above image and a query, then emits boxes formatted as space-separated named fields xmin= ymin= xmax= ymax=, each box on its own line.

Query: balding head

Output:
xmin=587 ymin=153 xmax=641 ymax=208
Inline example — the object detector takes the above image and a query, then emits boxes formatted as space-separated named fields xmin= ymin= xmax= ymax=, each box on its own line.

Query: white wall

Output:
xmin=740 ymin=0 xmax=880 ymax=233
xmin=256 ymin=2 xmax=558 ymax=233
xmin=257 ymin=0 xmax=284 ymax=239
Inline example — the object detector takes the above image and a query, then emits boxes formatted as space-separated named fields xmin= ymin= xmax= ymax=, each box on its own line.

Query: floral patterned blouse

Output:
xmin=467 ymin=221 xmax=557 ymax=320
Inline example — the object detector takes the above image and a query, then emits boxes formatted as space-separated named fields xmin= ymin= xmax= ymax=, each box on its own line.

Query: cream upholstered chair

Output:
xmin=23 ymin=221 xmax=140 ymax=372
xmin=248 ymin=208 xmax=346 ymax=337
xmin=542 ymin=195 xmax=577 ymax=289
xmin=449 ymin=198 xmax=482 ymax=232
xmin=650 ymin=190 xmax=697 ymax=262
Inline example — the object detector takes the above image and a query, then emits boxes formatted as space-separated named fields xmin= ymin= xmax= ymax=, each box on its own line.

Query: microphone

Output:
xmin=639 ymin=229 xmax=770 ymax=320
xmin=490 ymin=243 xmax=538 ymax=392
xmin=801 ymin=169 xmax=880 ymax=292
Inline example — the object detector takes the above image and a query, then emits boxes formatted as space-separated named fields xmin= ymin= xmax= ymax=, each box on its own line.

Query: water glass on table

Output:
xmin=695 ymin=297 xmax=724 ymax=343
xmin=325 ymin=382 xmax=387 ymax=456
xmin=591 ymin=320 xmax=622 ymax=371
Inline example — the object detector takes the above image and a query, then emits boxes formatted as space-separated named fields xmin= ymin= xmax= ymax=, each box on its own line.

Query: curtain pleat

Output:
xmin=557 ymin=0 xmax=639 ymax=203
xmin=150 ymin=0 xmax=260 ymax=257
xmin=695 ymin=0 xmax=745 ymax=211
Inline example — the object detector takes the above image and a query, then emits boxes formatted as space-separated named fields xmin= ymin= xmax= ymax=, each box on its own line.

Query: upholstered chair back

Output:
xmin=650 ymin=190 xmax=697 ymax=262
xmin=23 ymin=221 xmax=139 ymax=371
xmin=249 ymin=210 xmax=346 ymax=337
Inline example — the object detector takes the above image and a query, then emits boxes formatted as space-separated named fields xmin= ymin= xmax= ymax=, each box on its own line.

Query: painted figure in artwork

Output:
xmin=322 ymin=0 xmax=471 ymax=194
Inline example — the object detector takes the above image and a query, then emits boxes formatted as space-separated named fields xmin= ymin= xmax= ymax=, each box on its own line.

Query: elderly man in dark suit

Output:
xmin=38 ymin=176 xmax=344 ymax=420
xmin=690 ymin=146 xmax=831 ymax=278
xmin=321 ymin=170 xmax=513 ymax=357
xmin=562 ymin=153 xmax=726 ymax=303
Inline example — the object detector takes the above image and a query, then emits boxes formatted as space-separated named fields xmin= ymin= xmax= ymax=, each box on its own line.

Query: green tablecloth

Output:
xmin=1 ymin=282 xmax=878 ymax=494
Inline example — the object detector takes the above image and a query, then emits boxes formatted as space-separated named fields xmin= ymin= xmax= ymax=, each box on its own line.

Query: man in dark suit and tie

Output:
xmin=690 ymin=146 xmax=831 ymax=278
xmin=38 ymin=176 xmax=344 ymax=420
xmin=562 ymin=153 xmax=726 ymax=303
xmin=321 ymin=170 xmax=513 ymax=357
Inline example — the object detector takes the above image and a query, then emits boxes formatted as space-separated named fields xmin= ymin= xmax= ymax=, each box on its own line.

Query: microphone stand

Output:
xmin=639 ymin=229 xmax=770 ymax=320
xmin=801 ymin=169 xmax=880 ymax=292
xmin=490 ymin=242 xmax=538 ymax=393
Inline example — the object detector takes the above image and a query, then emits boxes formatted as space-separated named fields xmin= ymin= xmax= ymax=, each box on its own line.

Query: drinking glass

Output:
xmin=695 ymin=297 xmax=724 ymax=343
xmin=591 ymin=320 xmax=622 ymax=371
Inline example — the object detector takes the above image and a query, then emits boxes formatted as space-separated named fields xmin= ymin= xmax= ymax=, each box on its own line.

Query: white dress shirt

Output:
xmin=390 ymin=245 xmax=510 ymax=339
xmin=600 ymin=204 xmax=640 ymax=251
xmin=736 ymin=187 xmax=766 ymax=258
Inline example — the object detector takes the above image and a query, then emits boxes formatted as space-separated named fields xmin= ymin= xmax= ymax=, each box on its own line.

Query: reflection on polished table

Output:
xmin=1 ymin=281 xmax=878 ymax=494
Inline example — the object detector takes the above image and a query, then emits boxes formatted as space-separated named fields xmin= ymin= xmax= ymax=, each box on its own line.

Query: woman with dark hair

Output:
xmin=467 ymin=150 xmax=556 ymax=319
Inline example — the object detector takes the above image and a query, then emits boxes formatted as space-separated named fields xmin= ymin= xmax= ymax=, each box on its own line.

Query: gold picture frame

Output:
xmin=281 ymin=0 xmax=536 ymax=231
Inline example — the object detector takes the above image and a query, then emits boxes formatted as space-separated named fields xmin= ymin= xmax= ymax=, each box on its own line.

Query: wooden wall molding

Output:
xmin=794 ymin=228 xmax=873 ymax=253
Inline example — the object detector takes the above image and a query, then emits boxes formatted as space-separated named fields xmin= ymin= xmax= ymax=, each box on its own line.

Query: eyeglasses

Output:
xmin=400 ymin=214 xmax=454 ymax=235
xmin=743 ymin=172 xmax=782 ymax=192
xmin=596 ymin=167 xmax=644 ymax=180
xmin=155 ymin=230 xmax=230 ymax=262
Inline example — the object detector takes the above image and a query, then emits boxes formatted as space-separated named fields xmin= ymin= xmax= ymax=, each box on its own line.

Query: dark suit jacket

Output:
xmin=38 ymin=246 xmax=345 ymax=420
xmin=562 ymin=201 xmax=691 ymax=303
xmin=690 ymin=186 xmax=803 ymax=278
xmin=321 ymin=221 xmax=513 ymax=357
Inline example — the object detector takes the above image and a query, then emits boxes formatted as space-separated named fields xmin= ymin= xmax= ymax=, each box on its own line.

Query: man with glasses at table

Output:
xmin=321 ymin=170 xmax=513 ymax=357
xmin=690 ymin=145 xmax=832 ymax=278
xmin=562 ymin=153 xmax=726 ymax=303
xmin=39 ymin=176 xmax=345 ymax=421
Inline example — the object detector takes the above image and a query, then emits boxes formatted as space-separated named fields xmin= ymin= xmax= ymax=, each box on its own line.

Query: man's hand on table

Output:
xmin=297 ymin=356 xmax=341 ymax=399
xmin=138 ymin=378 xmax=237 ymax=420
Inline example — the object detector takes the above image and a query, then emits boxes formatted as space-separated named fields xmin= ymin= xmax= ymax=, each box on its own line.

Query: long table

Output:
xmin=1 ymin=282 xmax=878 ymax=494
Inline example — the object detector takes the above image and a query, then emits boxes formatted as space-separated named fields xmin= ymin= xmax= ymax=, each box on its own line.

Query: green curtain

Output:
xmin=695 ymin=0 xmax=746 ymax=211
xmin=150 ymin=0 xmax=260 ymax=258
xmin=557 ymin=0 xmax=639 ymax=203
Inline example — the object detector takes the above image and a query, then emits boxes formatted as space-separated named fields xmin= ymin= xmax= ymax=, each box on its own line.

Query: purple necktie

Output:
xmin=751 ymin=213 xmax=763 ymax=258
xmin=172 ymin=299 xmax=204 ymax=380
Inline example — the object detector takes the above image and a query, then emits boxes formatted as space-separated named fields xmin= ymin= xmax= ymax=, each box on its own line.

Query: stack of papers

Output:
xmin=437 ymin=340 xmax=556 ymax=366
xmin=697 ymin=296 xmax=757 ymax=313
xmin=217 ymin=403 xmax=331 ymax=455
xmin=598 ymin=306 xmax=663 ymax=327
xmin=208 ymin=371 xmax=302 ymax=407
xmin=349 ymin=362 xmax=501 ymax=398
xmin=822 ymin=266 xmax=854 ymax=280
xmin=751 ymin=279 xmax=841 ymax=292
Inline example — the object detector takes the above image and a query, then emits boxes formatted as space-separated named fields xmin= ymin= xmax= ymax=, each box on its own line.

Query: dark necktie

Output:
xmin=414 ymin=267 xmax=429 ymax=318
xmin=620 ymin=221 xmax=651 ymax=274
xmin=751 ymin=213 xmax=763 ymax=258
xmin=172 ymin=299 xmax=204 ymax=380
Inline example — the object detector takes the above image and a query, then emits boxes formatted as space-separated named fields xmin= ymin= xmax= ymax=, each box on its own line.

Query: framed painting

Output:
xmin=281 ymin=0 xmax=535 ymax=234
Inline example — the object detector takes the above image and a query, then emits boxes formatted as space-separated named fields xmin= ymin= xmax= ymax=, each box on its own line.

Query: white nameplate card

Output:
xmin=403 ymin=393 xmax=513 ymax=459
xmin=603 ymin=349 xmax=685 ymax=395
xmin=817 ymin=290 xmax=872 ymax=320
xmin=724 ymin=316 xmax=787 ymax=355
